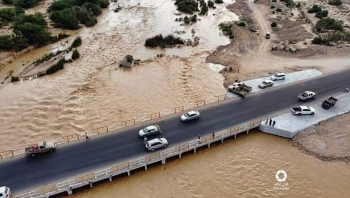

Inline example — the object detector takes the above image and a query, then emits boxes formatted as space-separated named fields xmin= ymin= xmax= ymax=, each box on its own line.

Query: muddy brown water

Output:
xmin=60 ymin=131 xmax=350 ymax=198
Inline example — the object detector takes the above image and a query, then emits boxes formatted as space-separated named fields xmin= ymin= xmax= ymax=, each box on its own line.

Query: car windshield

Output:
xmin=274 ymin=74 xmax=279 ymax=77
xmin=263 ymin=81 xmax=269 ymax=84
xmin=43 ymin=142 xmax=46 ymax=147
xmin=302 ymin=93 xmax=308 ymax=96
xmin=185 ymin=113 xmax=190 ymax=117
xmin=143 ymin=128 xmax=149 ymax=132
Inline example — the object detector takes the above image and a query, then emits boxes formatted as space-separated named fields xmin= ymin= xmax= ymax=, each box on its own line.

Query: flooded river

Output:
xmin=67 ymin=131 xmax=350 ymax=198
xmin=1 ymin=0 xmax=349 ymax=197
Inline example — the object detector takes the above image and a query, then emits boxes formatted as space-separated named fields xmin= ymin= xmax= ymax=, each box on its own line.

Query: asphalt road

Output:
xmin=2 ymin=69 xmax=350 ymax=193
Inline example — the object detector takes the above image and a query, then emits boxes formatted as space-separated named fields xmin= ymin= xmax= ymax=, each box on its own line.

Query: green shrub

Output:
xmin=208 ymin=0 xmax=214 ymax=7
xmin=307 ymin=5 xmax=321 ymax=13
xmin=237 ymin=21 xmax=246 ymax=26
xmin=71 ymin=36 xmax=82 ymax=48
xmin=215 ymin=0 xmax=223 ymax=3
xmin=199 ymin=3 xmax=208 ymax=15
xmin=145 ymin=34 xmax=184 ymax=48
xmin=328 ymin=0 xmax=342 ymax=5
xmin=276 ymin=8 xmax=282 ymax=12
xmin=184 ymin=16 xmax=190 ymax=24
xmin=2 ymin=0 xmax=13 ymax=4
xmin=271 ymin=5 xmax=275 ymax=9
xmin=174 ymin=0 xmax=199 ymax=14
xmin=315 ymin=17 xmax=343 ymax=32
xmin=14 ymin=0 xmax=43 ymax=8
xmin=0 ymin=35 xmax=14 ymax=50
xmin=271 ymin=22 xmax=277 ymax=27
xmin=0 ymin=8 xmax=16 ymax=27
xmin=190 ymin=14 xmax=197 ymax=22
xmin=296 ymin=2 xmax=301 ymax=8
xmin=98 ymin=0 xmax=110 ymax=8
xmin=46 ymin=58 xmax=65 ymax=75
xmin=14 ymin=6 xmax=24 ymax=13
xmin=11 ymin=76 xmax=19 ymax=82
xmin=272 ymin=11 xmax=275 ymax=14
xmin=315 ymin=10 xmax=328 ymax=19
xmin=312 ymin=37 xmax=323 ymax=44
xmin=72 ymin=49 xmax=80 ymax=60
xmin=219 ymin=23 xmax=233 ymax=39
xmin=272 ymin=0 xmax=277 ymax=2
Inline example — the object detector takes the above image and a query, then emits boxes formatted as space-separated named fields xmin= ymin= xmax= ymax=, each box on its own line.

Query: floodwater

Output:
xmin=67 ymin=131 xmax=350 ymax=198
xmin=0 ymin=0 xmax=239 ymax=150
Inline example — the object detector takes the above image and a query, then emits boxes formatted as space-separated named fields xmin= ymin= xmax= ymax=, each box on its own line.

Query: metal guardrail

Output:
xmin=13 ymin=118 xmax=261 ymax=198
xmin=0 ymin=94 xmax=227 ymax=161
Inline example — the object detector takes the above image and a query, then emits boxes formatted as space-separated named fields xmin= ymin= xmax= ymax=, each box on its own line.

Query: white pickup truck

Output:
xmin=291 ymin=106 xmax=315 ymax=116
xmin=298 ymin=91 xmax=316 ymax=101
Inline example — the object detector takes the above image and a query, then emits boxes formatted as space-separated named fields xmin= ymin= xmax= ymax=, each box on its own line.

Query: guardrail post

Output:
xmin=109 ymin=176 xmax=113 ymax=182
xmin=221 ymin=138 xmax=224 ymax=143
xmin=89 ymin=181 xmax=93 ymax=188
xmin=162 ymin=158 xmax=166 ymax=164
xmin=145 ymin=163 xmax=148 ymax=171
xmin=246 ymin=129 xmax=249 ymax=135
xmin=68 ymin=186 xmax=72 ymax=195
xmin=178 ymin=153 xmax=182 ymax=158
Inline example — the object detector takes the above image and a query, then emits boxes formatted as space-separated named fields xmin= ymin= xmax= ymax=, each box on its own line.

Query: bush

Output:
xmin=46 ymin=58 xmax=65 ymax=75
xmin=174 ymin=0 xmax=199 ymax=14
xmin=272 ymin=11 xmax=275 ymax=14
xmin=145 ymin=34 xmax=184 ymax=48
xmin=199 ymin=3 xmax=208 ymax=15
xmin=0 ymin=35 xmax=14 ymax=50
xmin=276 ymin=8 xmax=282 ymax=12
xmin=315 ymin=17 xmax=343 ymax=32
xmin=219 ymin=23 xmax=233 ymax=39
xmin=71 ymin=36 xmax=82 ymax=48
xmin=315 ymin=10 xmax=328 ymax=19
xmin=11 ymin=76 xmax=19 ymax=82
xmin=215 ymin=0 xmax=223 ymax=3
xmin=237 ymin=21 xmax=246 ymax=26
xmin=271 ymin=22 xmax=277 ymax=27
xmin=14 ymin=0 xmax=43 ymax=8
xmin=271 ymin=6 xmax=275 ymax=9
xmin=307 ymin=5 xmax=321 ymax=13
xmin=0 ymin=8 xmax=16 ymax=27
xmin=208 ymin=0 xmax=214 ymax=7
xmin=272 ymin=0 xmax=277 ymax=2
xmin=328 ymin=0 xmax=342 ymax=5
xmin=296 ymin=2 xmax=301 ymax=8
xmin=190 ymin=14 xmax=197 ymax=22
xmin=2 ymin=0 xmax=13 ymax=4
xmin=72 ymin=49 xmax=80 ymax=60
xmin=184 ymin=16 xmax=190 ymax=24
xmin=98 ymin=0 xmax=110 ymax=8
xmin=312 ymin=37 xmax=323 ymax=44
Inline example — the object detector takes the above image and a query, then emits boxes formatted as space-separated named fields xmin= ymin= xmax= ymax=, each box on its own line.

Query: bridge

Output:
xmin=1 ymin=68 xmax=350 ymax=197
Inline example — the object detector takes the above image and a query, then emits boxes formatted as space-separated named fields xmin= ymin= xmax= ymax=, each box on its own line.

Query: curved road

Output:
xmin=2 ymin=69 xmax=350 ymax=193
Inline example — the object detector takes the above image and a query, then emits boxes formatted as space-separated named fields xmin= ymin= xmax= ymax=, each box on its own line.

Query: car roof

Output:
xmin=147 ymin=138 xmax=162 ymax=144
xmin=276 ymin=73 xmax=285 ymax=75
xmin=187 ymin=111 xmax=197 ymax=114
xmin=0 ymin=186 xmax=6 ymax=192
xmin=304 ymin=91 xmax=314 ymax=94
xmin=264 ymin=80 xmax=273 ymax=83
xmin=145 ymin=125 xmax=157 ymax=130
xmin=300 ymin=106 xmax=309 ymax=109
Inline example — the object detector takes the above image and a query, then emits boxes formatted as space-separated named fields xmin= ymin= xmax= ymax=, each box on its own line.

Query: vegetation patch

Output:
xmin=174 ymin=0 xmax=199 ymax=14
xmin=271 ymin=22 xmax=277 ymax=27
xmin=215 ymin=0 xmax=223 ymax=3
xmin=11 ymin=76 xmax=19 ymax=82
xmin=145 ymin=34 xmax=185 ymax=48
xmin=0 ymin=8 xmax=16 ymax=28
xmin=307 ymin=5 xmax=322 ymax=13
xmin=46 ymin=58 xmax=65 ymax=75
xmin=219 ymin=23 xmax=234 ymax=39
xmin=72 ymin=49 xmax=80 ymax=60
xmin=312 ymin=32 xmax=350 ymax=45
xmin=71 ymin=37 xmax=82 ymax=48
xmin=315 ymin=17 xmax=343 ymax=32
xmin=315 ymin=10 xmax=328 ymax=19
xmin=48 ymin=0 xmax=110 ymax=30
xmin=328 ymin=0 xmax=342 ymax=5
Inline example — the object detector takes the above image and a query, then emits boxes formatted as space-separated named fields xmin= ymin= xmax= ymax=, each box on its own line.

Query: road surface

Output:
xmin=1 ymin=69 xmax=350 ymax=193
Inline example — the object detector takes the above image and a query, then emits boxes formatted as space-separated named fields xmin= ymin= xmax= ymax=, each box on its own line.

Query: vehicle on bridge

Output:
xmin=322 ymin=97 xmax=338 ymax=109
xmin=298 ymin=91 xmax=316 ymax=101
xmin=25 ymin=142 xmax=56 ymax=157
xmin=291 ymin=106 xmax=315 ymax=116
xmin=145 ymin=138 xmax=168 ymax=151
xmin=0 ymin=186 xmax=11 ymax=198
xmin=181 ymin=111 xmax=200 ymax=122
xmin=258 ymin=80 xmax=274 ymax=89
xmin=227 ymin=82 xmax=252 ymax=98
xmin=270 ymin=73 xmax=286 ymax=81
xmin=139 ymin=125 xmax=161 ymax=137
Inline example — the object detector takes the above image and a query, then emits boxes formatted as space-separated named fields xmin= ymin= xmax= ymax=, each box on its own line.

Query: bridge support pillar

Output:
xmin=207 ymin=143 xmax=211 ymax=148
xmin=193 ymin=148 xmax=197 ymax=153
xmin=145 ymin=165 xmax=148 ymax=171
xmin=127 ymin=171 xmax=130 ymax=176
xmin=109 ymin=176 xmax=113 ymax=182
xmin=221 ymin=139 xmax=224 ymax=143
xmin=89 ymin=181 xmax=93 ymax=188
xmin=234 ymin=134 xmax=237 ymax=139
xmin=179 ymin=153 xmax=182 ymax=158
xmin=246 ymin=129 xmax=249 ymax=135
xmin=67 ymin=187 xmax=73 ymax=195
xmin=162 ymin=159 xmax=166 ymax=164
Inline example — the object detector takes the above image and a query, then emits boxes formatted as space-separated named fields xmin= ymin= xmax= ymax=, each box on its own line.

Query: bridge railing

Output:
xmin=13 ymin=118 xmax=262 ymax=198
xmin=0 ymin=94 xmax=228 ymax=161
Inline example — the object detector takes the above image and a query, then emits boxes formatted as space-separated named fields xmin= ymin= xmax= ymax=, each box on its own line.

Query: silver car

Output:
xmin=138 ymin=125 xmax=161 ymax=137
xmin=145 ymin=138 xmax=168 ymax=151
xmin=181 ymin=111 xmax=200 ymax=122
xmin=270 ymin=73 xmax=286 ymax=81
xmin=258 ymin=80 xmax=274 ymax=89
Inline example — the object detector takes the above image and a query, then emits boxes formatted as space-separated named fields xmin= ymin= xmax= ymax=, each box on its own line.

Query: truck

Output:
xmin=291 ymin=106 xmax=315 ymax=116
xmin=298 ymin=91 xmax=316 ymax=101
xmin=25 ymin=141 xmax=56 ymax=156
xmin=227 ymin=83 xmax=252 ymax=98
xmin=322 ymin=97 xmax=337 ymax=109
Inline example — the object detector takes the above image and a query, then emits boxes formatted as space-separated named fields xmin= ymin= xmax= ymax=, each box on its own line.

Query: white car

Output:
xmin=0 ymin=186 xmax=11 ymax=198
xmin=270 ymin=73 xmax=286 ymax=81
xmin=298 ymin=91 xmax=316 ymax=101
xmin=291 ymin=106 xmax=315 ymax=116
xmin=139 ymin=125 xmax=161 ymax=137
xmin=145 ymin=138 xmax=168 ymax=151
xmin=258 ymin=80 xmax=274 ymax=89
xmin=181 ymin=111 xmax=200 ymax=122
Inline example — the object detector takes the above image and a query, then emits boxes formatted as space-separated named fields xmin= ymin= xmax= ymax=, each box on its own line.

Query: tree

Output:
xmin=0 ymin=35 xmax=14 ymax=50
xmin=72 ymin=49 xmax=80 ymax=60
xmin=315 ymin=17 xmax=343 ymax=32
xmin=328 ymin=0 xmax=342 ymax=5
xmin=208 ymin=0 xmax=214 ymax=8
xmin=1 ymin=0 xmax=13 ymax=4
xmin=271 ymin=22 xmax=277 ymax=27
